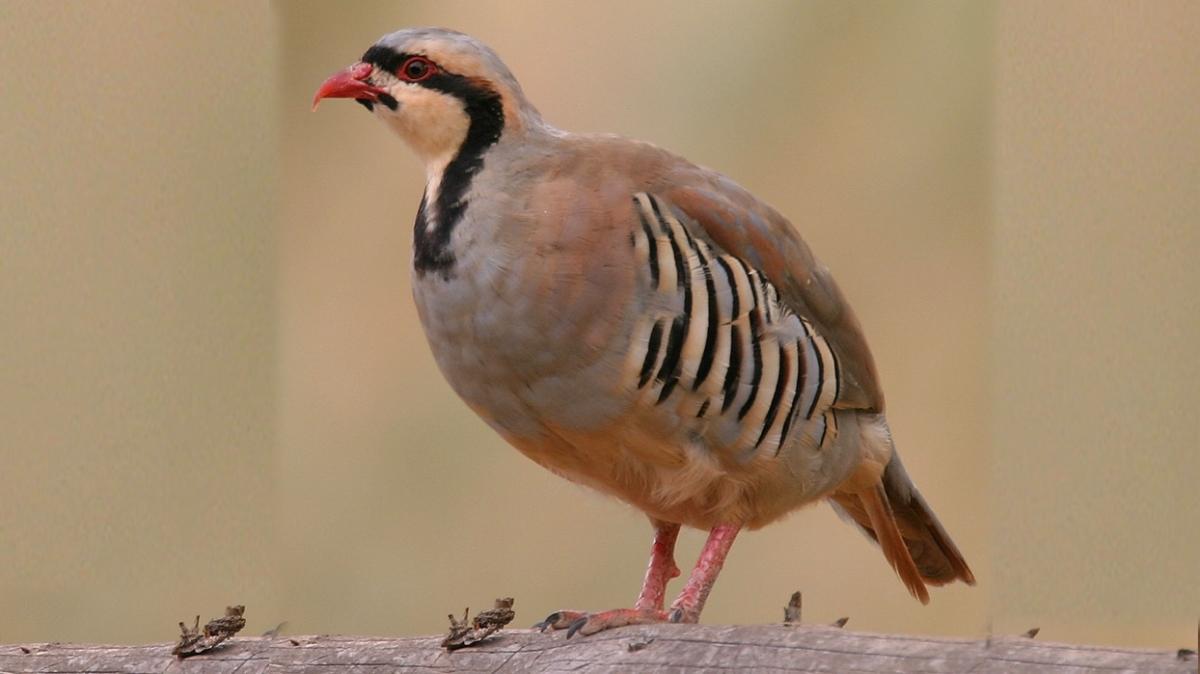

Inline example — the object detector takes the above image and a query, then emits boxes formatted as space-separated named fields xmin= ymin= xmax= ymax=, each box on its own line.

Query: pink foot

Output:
xmin=535 ymin=608 xmax=669 ymax=638
xmin=533 ymin=523 xmax=741 ymax=639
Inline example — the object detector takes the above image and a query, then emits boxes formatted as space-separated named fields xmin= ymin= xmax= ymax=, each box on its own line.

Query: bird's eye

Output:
xmin=399 ymin=56 xmax=436 ymax=82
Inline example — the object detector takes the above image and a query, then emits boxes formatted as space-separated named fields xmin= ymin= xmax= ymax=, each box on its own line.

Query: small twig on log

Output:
xmin=173 ymin=615 xmax=204 ymax=656
xmin=783 ymin=591 xmax=802 ymax=625
xmin=782 ymin=590 xmax=845 ymax=628
xmin=441 ymin=597 xmax=515 ymax=650
xmin=1023 ymin=627 xmax=1041 ymax=639
xmin=172 ymin=605 xmax=246 ymax=658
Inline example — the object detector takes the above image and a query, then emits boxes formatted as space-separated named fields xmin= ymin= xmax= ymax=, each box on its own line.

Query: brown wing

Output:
xmin=655 ymin=175 xmax=884 ymax=412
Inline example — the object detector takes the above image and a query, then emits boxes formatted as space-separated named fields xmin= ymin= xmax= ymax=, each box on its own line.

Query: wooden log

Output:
xmin=0 ymin=625 xmax=1194 ymax=673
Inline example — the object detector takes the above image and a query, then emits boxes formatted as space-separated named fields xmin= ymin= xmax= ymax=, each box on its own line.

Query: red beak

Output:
xmin=312 ymin=62 xmax=387 ymax=111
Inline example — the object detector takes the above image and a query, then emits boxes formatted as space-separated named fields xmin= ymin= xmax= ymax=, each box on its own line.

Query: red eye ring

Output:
xmin=398 ymin=56 xmax=437 ymax=82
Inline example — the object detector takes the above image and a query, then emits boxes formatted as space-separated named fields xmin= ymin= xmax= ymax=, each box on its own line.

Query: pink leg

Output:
xmin=667 ymin=523 xmax=741 ymax=623
xmin=535 ymin=522 xmax=742 ymax=638
xmin=634 ymin=520 xmax=681 ymax=611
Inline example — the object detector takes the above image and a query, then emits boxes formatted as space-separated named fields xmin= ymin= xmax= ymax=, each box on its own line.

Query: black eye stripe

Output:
xmin=361 ymin=47 xmax=491 ymax=102
xmin=363 ymin=47 xmax=439 ymax=82
xmin=361 ymin=45 xmax=409 ymax=74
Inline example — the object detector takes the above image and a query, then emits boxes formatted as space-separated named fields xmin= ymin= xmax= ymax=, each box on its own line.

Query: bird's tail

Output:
xmin=829 ymin=450 xmax=975 ymax=604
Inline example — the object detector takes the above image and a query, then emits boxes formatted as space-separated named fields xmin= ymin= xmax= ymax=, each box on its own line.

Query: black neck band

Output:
xmin=363 ymin=46 xmax=506 ymax=276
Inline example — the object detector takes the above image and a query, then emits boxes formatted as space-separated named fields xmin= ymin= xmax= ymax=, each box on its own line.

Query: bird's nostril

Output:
xmin=349 ymin=61 xmax=374 ymax=81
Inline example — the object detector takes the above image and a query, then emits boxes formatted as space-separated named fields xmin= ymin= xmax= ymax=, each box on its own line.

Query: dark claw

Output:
xmin=532 ymin=612 xmax=561 ymax=633
xmin=565 ymin=616 xmax=589 ymax=639
xmin=668 ymin=607 xmax=684 ymax=623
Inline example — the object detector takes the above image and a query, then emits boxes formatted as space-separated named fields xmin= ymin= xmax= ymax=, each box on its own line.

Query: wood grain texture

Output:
xmin=1 ymin=625 xmax=1193 ymax=673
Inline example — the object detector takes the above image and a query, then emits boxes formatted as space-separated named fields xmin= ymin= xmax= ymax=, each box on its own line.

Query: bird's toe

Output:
xmin=533 ymin=610 xmax=587 ymax=632
xmin=554 ymin=608 xmax=668 ymax=638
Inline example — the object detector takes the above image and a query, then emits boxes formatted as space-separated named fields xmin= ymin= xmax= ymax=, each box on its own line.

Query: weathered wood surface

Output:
xmin=0 ymin=625 xmax=1193 ymax=673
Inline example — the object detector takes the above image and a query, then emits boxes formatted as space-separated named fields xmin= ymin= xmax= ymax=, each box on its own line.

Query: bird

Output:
xmin=312 ymin=27 xmax=974 ymax=637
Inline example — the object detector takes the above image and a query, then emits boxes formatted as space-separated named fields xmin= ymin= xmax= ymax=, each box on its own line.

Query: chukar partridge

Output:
xmin=313 ymin=27 xmax=974 ymax=636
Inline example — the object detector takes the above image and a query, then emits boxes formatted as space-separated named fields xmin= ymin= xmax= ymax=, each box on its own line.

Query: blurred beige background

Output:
xmin=2 ymin=0 xmax=1196 ymax=650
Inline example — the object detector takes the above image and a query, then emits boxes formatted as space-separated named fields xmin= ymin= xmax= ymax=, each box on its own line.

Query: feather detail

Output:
xmin=861 ymin=484 xmax=930 ymax=604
